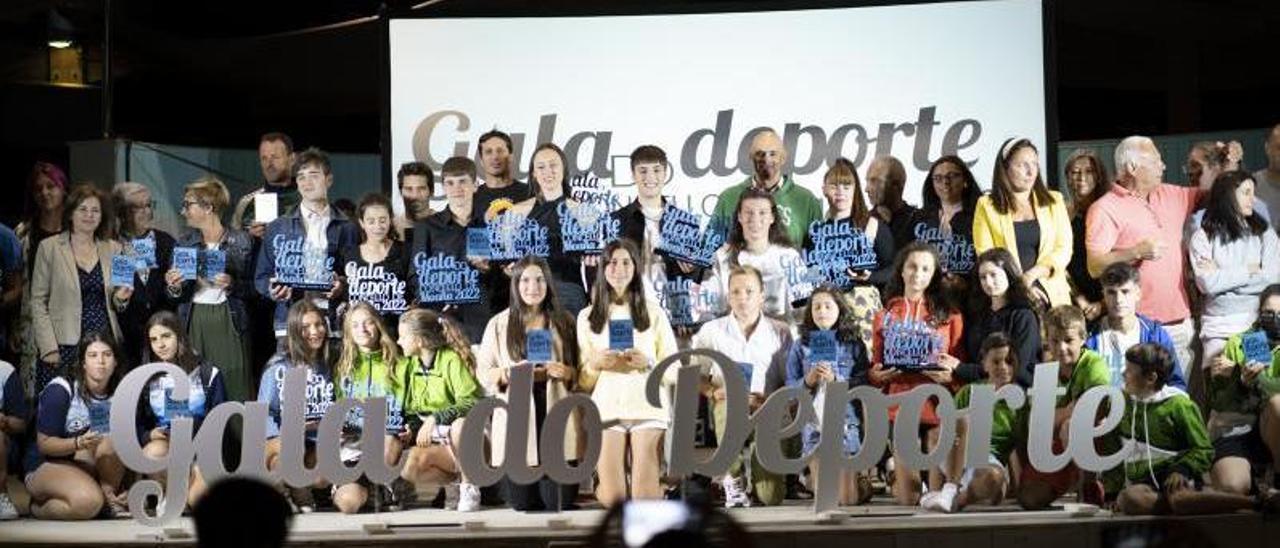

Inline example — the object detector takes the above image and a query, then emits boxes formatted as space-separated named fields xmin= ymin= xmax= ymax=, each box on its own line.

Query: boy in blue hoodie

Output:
xmin=1086 ymin=263 xmax=1187 ymax=391
xmin=1115 ymin=343 xmax=1277 ymax=515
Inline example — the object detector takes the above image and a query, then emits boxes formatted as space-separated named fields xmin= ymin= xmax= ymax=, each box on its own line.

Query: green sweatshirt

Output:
xmin=335 ymin=350 xmax=403 ymax=435
xmin=1060 ymin=349 xmax=1111 ymax=405
xmin=711 ymin=175 xmax=824 ymax=247
xmin=1118 ymin=386 xmax=1212 ymax=486
xmin=1210 ymin=331 xmax=1280 ymax=416
xmin=956 ymin=383 xmax=1017 ymax=465
xmin=393 ymin=349 xmax=482 ymax=427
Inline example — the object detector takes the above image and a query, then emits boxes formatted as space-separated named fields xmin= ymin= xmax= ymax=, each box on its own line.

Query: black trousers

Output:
xmin=501 ymin=477 xmax=577 ymax=512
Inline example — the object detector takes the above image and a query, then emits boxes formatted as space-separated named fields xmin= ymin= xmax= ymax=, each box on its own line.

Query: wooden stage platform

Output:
xmin=2 ymin=497 xmax=1277 ymax=548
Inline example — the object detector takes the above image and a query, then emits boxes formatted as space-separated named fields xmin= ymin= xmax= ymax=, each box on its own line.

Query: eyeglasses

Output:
xmin=930 ymin=173 xmax=965 ymax=185
xmin=181 ymin=200 xmax=206 ymax=211
xmin=131 ymin=200 xmax=157 ymax=211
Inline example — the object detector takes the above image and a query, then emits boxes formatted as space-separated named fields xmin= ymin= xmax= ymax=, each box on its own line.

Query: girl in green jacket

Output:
xmin=395 ymin=308 xmax=484 ymax=512
xmin=331 ymin=302 xmax=404 ymax=514
xmin=1206 ymin=284 xmax=1280 ymax=497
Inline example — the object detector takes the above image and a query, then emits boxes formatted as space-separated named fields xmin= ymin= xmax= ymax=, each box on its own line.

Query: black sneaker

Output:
xmin=786 ymin=475 xmax=813 ymax=500
xmin=290 ymin=487 xmax=316 ymax=514
xmin=390 ymin=478 xmax=417 ymax=510
xmin=1257 ymin=489 xmax=1280 ymax=517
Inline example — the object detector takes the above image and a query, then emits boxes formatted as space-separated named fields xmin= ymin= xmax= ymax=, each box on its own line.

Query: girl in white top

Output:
xmin=1189 ymin=170 xmax=1280 ymax=362
xmin=577 ymin=239 xmax=679 ymax=507
xmin=708 ymin=188 xmax=811 ymax=319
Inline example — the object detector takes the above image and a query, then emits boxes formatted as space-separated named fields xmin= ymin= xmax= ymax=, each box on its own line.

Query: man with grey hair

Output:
xmin=711 ymin=129 xmax=823 ymax=246
xmin=111 ymin=181 xmax=178 ymax=365
xmin=1253 ymin=123 xmax=1280 ymax=223
xmin=1085 ymin=136 xmax=1207 ymax=377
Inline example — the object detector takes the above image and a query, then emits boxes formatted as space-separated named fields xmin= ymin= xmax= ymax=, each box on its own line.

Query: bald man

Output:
xmin=864 ymin=155 xmax=919 ymax=252
xmin=1253 ymin=123 xmax=1280 ymax=224
xmin=711 ymin=129 xmax=823 ymax=246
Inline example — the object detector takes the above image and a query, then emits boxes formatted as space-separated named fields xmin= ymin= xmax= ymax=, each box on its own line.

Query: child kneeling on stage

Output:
xmin=920 ymin=332 xmax=1016 ymax=513
xmin=1018 ymin=305 xmax=1112 ymax=509
xmin=395 ymin=309 xmax=484 ymax=512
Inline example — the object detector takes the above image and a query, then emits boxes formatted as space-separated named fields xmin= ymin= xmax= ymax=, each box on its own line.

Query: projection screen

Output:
xmin=388 ymin=0 xmax=1049 ymax=216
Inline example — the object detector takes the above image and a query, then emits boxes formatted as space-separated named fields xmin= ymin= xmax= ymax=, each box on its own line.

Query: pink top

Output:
xmin=1085 ymin=183 xmax=1204 ymax=323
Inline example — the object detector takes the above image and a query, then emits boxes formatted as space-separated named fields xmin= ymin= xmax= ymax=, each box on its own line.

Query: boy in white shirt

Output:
xmin=693 ymin=265 xmax=792 ymax=507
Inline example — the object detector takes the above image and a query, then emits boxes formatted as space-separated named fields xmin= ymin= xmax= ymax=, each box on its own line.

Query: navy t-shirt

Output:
xmin=25 ymin=377 xmax=110 ymax=473
xmin=0 ymin=361 xmax=26 ymax=420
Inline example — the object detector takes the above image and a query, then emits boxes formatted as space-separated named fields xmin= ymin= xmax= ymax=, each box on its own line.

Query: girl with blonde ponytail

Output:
xmin=394 ymin=308 xmax=484 ymax=511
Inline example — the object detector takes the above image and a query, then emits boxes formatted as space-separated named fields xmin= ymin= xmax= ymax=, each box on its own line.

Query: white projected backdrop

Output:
xmin=389 ymin=0 xmax=1046 ymax=216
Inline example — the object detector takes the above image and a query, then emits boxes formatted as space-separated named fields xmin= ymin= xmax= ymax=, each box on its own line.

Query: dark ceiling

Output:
xmin=2 ymin=0 xmax=1279 ymax=162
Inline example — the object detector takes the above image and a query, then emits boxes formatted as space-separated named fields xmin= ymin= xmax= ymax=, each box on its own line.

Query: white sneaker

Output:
xmin=919 ymin=485 xmax=943 ymax=512
xmin=933 ymin=483 xmax=959 ymax=513
xmin=721 ymin=477 xmax=751 ymax=508
xmin=457 ymin=482 xmax=481 ymax=513
xmin=0 ymin=493 xmax=18 ymax=520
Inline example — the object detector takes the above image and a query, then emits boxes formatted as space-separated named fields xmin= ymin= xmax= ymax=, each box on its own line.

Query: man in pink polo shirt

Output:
xmin=1085 ymin=136 xmax=1207 ymax=379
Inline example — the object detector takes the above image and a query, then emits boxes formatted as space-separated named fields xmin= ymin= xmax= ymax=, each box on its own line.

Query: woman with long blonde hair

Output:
xmin=331 ymin=301 xmax=404 ymax=514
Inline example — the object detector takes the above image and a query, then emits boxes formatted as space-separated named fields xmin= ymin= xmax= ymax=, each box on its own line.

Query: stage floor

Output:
xmin=3 ymin=496 xmax=1278 ymax=547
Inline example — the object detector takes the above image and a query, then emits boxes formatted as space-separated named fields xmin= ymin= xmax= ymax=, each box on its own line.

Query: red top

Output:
xmin=871 ymin=296 xmax=965 ymax=425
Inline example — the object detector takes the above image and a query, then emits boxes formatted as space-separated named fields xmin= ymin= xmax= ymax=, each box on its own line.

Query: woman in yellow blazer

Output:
xmin=30 ymin=184 xmax=132 ymax=390
xmin=972 ymin=138 xmax=1073 ymax=308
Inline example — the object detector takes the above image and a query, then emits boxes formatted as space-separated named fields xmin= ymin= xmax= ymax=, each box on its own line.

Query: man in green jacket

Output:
xmin=711 ymin=129 xmax=823 ymax=246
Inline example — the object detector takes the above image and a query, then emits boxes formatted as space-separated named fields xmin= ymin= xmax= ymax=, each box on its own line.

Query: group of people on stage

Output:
xmin=2 ymin=124 xmax=1280 ymax=521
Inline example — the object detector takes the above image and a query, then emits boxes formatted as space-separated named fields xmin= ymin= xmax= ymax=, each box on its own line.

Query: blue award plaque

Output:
xmin=110 ymin=255 xmax=135 ymax=288
xmin=204 ymin=249 xmax=227 ymax=279
xmin=414 ymin=252 xmax=481 ymax=305
xmin=913 ymin=220 xmax=975 ymax=275
xmin=466 ymin=228 xmax=492 ymax=259
xmin=89 ymin=401 xmax=111 ymax=434
xmin=881 ymin=316 xmax=943 ymax=371
xmin=164 ymin=389 xmax=189 ymax=429
xmin=804 ymin=220 xmax=878 ymax=289
xmin=559 ymin=201 xmax=621 ymax=254
xmin=655 ymin=205 xmax=725 ymax=268
xmin=131 ymin=237 xmax=157 ymax=269
xmin=488 ymin=212 xmax=551 ymax=261
xmin=660 ymin=277 xmax=698 ymax=327
xmin=272 ymin=234 xmax=335 ymax=290
xmin=1242 ymin=330 xmax=1274 ymax=366
xmin=345 ymin=260 xmax=410 ymax=313
xmin=809 ymin=329 xmax=838 ymax=363
xmin=609 ymin=319 xmax=635 ymax=351
xmin=173 ymin=247 xmax=199 ymax=281
xmin=737 ymin=362 xmax=755 ymax=391
xmin=526 ymin=329 xmax=554 ymax=363
xmin=384 ymin=393 xmax=404 ymax=435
